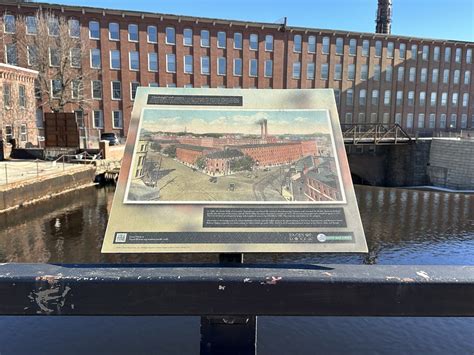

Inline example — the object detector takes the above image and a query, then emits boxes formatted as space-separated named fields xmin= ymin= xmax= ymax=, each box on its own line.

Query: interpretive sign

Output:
xmin=102 ymin=88 xmax=367 ymax=253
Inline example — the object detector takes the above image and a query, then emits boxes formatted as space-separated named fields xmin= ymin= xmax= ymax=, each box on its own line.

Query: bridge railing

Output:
xmin=0 ymin=263 xmax=472 ymax=354
xmin=341 ymin=123 xmax=412 ymax=144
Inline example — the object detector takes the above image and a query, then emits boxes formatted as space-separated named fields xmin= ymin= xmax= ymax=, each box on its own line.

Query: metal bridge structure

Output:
xmin=341 ymin=123 xmax=412 ymax=145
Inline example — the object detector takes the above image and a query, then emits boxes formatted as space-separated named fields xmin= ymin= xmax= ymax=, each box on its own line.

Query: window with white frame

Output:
xmin=217 ymin=31 xmax=226 ymax=48
xmin=420 ymin=68 xmax=427 ymax=83
xmin=294 ymin=34 xmax=302 ymax=53
xmin=166 ymin=53 xmax=176 ymax=72
xmin=51 ymin=80 xmax=61 ymax=99
xmin=166 ymin=27 xmax=176 ymax=45
xmin=429 ymin=114 xmax=436 ymax=129
xmin=387 ymin=42 xmax=394 ymax=58
xmin=361 ymin=64 xmax=368 ymax=80
xmin=71 ymin=80 xmax=81 ymax=99
xmin=334 ymin=89 xmax=341 ymax=105
xmin=409 ymin=67 xmax=416 ymax=82
xmin=385 ymin=65 xmax=393 ymax=82
xmin=461 ymin=114 xmax=468 ymax=129
xmin=68 ymin=19 xmax=80 ymax=38
xmin=406 ymin=113 xmax=414 ymax=129
xmin=433 ymin=46 xmax=440 ymax=61
xmin=432 ymin=68 xmax=439 ymax=83
xmin=308 ymin=36 xmax=316 ymax=53
xmin=411 ymin=44 xmax=417 ymax=60
xmin=250 ymin=34 xmax=258 ymax=51
xmin=462 ymin=93 xmax=469 ymax=107
xmin=455 ymin=48 xmax=462 ymax=63
xmin=449 ymin=114 xmax=457 ymax=128
xmin=149 ymin=83 xmax=159 ymax=87
xmin=407 ymin=91 xmax=414 ymax=106
xmin=245 ymin=59 xmax=258 ymax=78
xmin=70 ymin=48 xmax=81 ymax=68
xmin=346 ymin=89 xmax=353 ymax=106
xmin=348 ymin=64 xmax=355 ymax=80
xmin=349 ymin=39 xmax=356 ymax=56
xmin=359 ymin=89 xmax=366 ymax=106
xmin=18 ymin=85 xmax=26 ymax=108
xmin=383 ymin=113 xmax=390 ymax=123
xmin=183 ymin=28 xmax=193 ymax=46
xmin=110 ymin=50 xmax=120 ymax=69
xmin=371 ymin=90 xmax=379 ymax=105
xmin=418 ymin=114 xmax=425 ymax=128
xmin=5 ymin=43 xmax=17 ymax=65
xmin=112 ymin=110 xmax=123 ymax=128
xmin=397 ymin=67 xmax=404 ymax=82
xmin=422 ymin=45 xmax=429 ymax=60
xmin=167 ymin=83 xmax=176 ymax=88
xmin=265 ymin=60 xmax=273 ymax=78
xmin=49 ymin=47 xmax=60 ymax=67
xmin=265 ymin=35 xmax=273 ymax=51
xmin=93 ymin=110 xmax=103 ymax=128
xmin=201 ymin=56 xmax=210 ymax=75
xmin=358 ymin=113 xmax=366 ymax=123
xmin=321 ymin=63 xmax=329 ymax=80
xmin=443 ymin=69 xmax=450 ymax=84
xmin=184 ymin=55 xmax=193 ymax=74
xmin=233 ymin=58 xmax=242 ymax=76
xmin=20 ymin=124 xmax=27 ymax=142
xmin=111 ymin=81 xmax=121 ymax=100
xmin=148 ymin=53 xmax=158 ymax=72
xmin=26 ymin=16 xmax=37 ymax=35
xmin=395 ymin=113 xmax=402 ymax=125
xmin=4 ymin=14 xmax=16 ymax=34
xmin=147 ymin=26 xmax=157 ymax=43
xmin=129 ymin=51 xmax=139 ymax=71
xmin=130 ymin=82 xmax=139 ymax=100
xmin=184 ymin=84 xmax=193 ymax=88
xmin=373 ymin=64 xmax=381 ymax=81
xmin=109 ymin=23 xmax=119 ymax=40
xmin=292 ymin=62 xmax=301 ymax=79
xmin=233 ymin=32 xmax=242 ymax=49
xmin=91 ymin=80 xmax=102 ymax=99
xmin=419 ymin=91 xmax=426 ymax=106
xmin=89 ymin=21 xmax=99 ymax=39
xmin=322 ymin=37 xmax=330 ymax=54
xmin=467 ymin=49 xmax=472 ymax=64
xmin=465 ymin=71 xmax=471 ymax=85
xmin=454 ymin=70 xmax=460 ymax=84
xmin=218 ymin=57 xmax=226 ymax=76
xmin=444 ymin=47 xmax=451 ymax=62
xmin=375 ymin=40 xmax=382 ymax=57
xmin=201 ymin=30 xmax=210 ymax=47
xmin=128 ymin=24 xmax=138 ymax=42
xmin=345 ymin=113 xmax=353 ymax=123
xmin=396 ymin=91 xmax=403 ymax=106
xmin=362 ymin=40 xmax=369 ymax=56
xmin=334 ymin=64 xmax=342 ymax=80
xmin=441 ymin=92 xmax=448 ymax=106
xmin=430 ymin=92 xmax=437 ymax=106
xmin=452 ymin=92 xmax=458 ymax=106
xmin=399 ymin=43 xmax=406 ymax=59
xmin=440 ymin=114 xmax=446 ymax=128
xmin=306 ymin=62 xmax=314 ymax=80
xmin=90 ymin=48 xmax=101 ymax=69
xmin=335 ymin=38 xmax=343 ymax=55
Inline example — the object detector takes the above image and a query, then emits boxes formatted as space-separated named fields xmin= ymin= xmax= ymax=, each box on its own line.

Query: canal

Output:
xmin=0 ymin=185 xmax=473 ymax=354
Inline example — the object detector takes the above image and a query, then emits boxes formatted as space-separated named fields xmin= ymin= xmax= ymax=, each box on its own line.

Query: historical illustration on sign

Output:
xmin=125 ymin=109 xmax=345 ymax=204
xmin=102 ymin=88 xmax=367 ymax=254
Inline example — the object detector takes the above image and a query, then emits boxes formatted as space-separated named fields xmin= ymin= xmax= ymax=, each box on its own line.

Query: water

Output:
xmin=0 ymin=185 xmax=473 ymax=354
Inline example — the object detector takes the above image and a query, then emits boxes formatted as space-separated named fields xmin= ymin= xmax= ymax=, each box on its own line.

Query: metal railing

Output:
xmin=0 ymin=262 xmax=472 ymax=354
xmin=341 ymin=123 xmax=412 ymax=145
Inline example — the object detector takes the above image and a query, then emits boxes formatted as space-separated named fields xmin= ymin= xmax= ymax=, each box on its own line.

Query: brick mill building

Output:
xmin=0 ymin=63 xmax=39 ymax=151
xmin=1 ymin=1 xmax=473 ymax=141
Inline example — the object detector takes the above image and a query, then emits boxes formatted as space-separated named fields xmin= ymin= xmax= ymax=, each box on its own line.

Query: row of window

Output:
xmin=345 ymin=112 xmax=473 ymax=130
xmin=2 ymin=83 xmax=27 ymax=109
xmin=92 ymin=110 xmax=123 ymax=129
xmin=4 ymin=14 xmax=472 ymax=63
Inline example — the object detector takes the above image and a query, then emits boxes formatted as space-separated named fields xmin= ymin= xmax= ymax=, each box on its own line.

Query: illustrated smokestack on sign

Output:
xmin=375 ymin=0 xmax=392 ymax=34
xmin=264 ymin=119 xmax=268 ymax=138
xmin=257 ymin=119 xmax=268 ymax=139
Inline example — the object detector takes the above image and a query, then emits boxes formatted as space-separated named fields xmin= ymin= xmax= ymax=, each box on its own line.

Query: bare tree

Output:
xmin=5 ymin=10 xmax=93 ymax=112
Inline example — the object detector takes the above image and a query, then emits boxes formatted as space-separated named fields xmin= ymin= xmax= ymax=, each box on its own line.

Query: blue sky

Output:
xmin=142 ymin=109 xmax=330 ymax=135
xmin=51 ymin=0 xmax=472 ymax=41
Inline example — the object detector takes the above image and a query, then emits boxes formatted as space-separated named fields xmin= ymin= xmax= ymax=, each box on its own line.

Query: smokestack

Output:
xmin=375 ymin=0 xmax=392 ymax=34
xmin=264 ymin=119 xmax=268 ymax=138
xmin=260 ymin=122 xmax=264 ymax=139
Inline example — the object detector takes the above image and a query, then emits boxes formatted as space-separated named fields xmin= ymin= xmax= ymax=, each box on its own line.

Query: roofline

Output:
xmin=8 ymin=1 xmax=473 ymax=45
xmin=0 ymin=63 xmax=39 ymax=76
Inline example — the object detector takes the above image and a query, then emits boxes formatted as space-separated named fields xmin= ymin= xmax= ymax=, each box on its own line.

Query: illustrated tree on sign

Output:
xmin=4 ymin=11 xmax=94 ymax=112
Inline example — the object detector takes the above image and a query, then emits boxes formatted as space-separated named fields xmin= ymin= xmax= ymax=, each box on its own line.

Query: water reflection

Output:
xmin=0 ymin=185 xmax=472 ymax=265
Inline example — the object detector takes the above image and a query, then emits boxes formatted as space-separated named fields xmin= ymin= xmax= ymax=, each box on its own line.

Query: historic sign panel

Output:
xmin=102 ymin=88 xmax=367 ymax=253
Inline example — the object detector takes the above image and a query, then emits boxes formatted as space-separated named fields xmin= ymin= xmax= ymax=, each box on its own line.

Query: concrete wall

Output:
xmin=428 ymin=139 xmax=474 ymax=189
xmin=0 ymin=167 xmax=96 ymax=211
